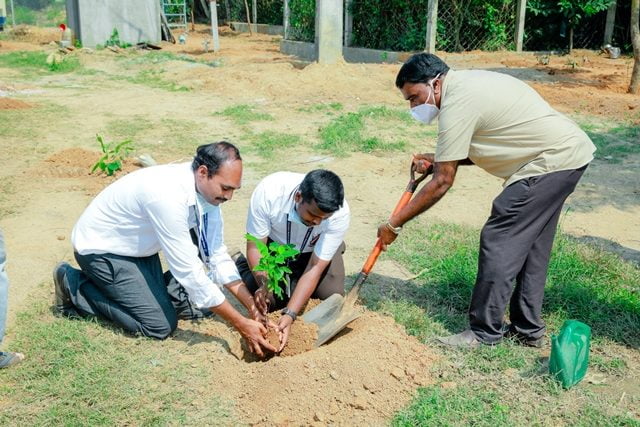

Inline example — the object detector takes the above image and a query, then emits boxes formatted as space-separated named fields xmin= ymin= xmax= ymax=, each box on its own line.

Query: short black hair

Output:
xmin=395 ymin=53 xmax=450 ymax=89
xmin=299 ymin=169 xmax=344 ymax=214
xmin=191 ymin=141 xmax=241 ymax=178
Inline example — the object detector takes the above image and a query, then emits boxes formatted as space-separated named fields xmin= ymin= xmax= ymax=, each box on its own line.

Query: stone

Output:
xmin=390 ymin=368 xmax=405 ymax=380
xmin=329 ymin=370 xmax=339 ymax=380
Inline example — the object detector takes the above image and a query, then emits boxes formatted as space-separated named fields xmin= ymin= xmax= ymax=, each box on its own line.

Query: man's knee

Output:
xmin=141 ymin=311 xmax=178 ymax=340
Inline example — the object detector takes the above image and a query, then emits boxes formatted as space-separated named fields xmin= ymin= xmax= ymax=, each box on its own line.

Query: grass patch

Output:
xmin=0 ymin=51 xmax=82 ymax=73
xmin=215 ymin=104 xmax=274 ymax=125
xmin=318 ymin=106 xmax=411 ymax=155
xmin=247 ymin=131 xmax=301 ymax=159
xmin=0 ymin=301 xmax=235 ymax=425
xmin=126 ymin=69 xmax=190 ymax=92
xmin=359 ymin=220 xmax=640 ymax=424
xmin=298 ymin=102 xmax=344 ymax=113
xmin=582 ymin=122 xmax=640 ymax=163
xmin=105 ymin=116 xmax=155 ymax=140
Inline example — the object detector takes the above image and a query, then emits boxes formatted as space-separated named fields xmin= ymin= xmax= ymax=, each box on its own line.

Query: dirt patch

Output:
xmin=0 ymin=98 xmax=32 ymax=110
xmin=187 ymin=309 xmax=436 ymax=425
xmin=265 ymin=312 xmax=318 ymax=357
xmin=37 ymin=148 xmax=139 ymax=177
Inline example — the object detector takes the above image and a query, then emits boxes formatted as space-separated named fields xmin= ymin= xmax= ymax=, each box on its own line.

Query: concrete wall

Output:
xmin=281 ymin=40 xmax=414 ymax=64
xmin=230 ymin=22 xmax=284 ymax=36
xmin=66 ymin=0 xmax=161 ymax=48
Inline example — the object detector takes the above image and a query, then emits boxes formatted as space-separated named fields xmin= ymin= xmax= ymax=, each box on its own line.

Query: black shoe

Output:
xmin=504 ymin=327 xmax=544 ymax=348
xmin=53 ymin=262 xmax=79 ymax=317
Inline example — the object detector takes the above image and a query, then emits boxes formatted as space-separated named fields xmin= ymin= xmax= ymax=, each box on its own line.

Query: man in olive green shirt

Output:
xmin=378 ymin=53 xmax=595 ymax=348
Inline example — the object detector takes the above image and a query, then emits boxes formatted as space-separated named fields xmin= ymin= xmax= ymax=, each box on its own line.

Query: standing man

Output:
xmin=234 ymin=170 xmax=350 ymax=350
xmin=0 ymin=229 xmax=25 ymax=368
xmin=378 ymin=53 xmax=595 ymax=348
xmin=54 ymin=142 xmax=276 ymax=356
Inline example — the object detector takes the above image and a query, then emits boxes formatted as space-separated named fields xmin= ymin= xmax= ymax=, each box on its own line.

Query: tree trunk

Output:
xmin=243 ymin=0 xmax=253 ymax=35
xmin=630 ymin=0 xmax=640 ymax=94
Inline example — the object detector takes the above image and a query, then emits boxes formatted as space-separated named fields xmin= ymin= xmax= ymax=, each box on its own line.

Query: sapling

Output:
xmin=245 ymin=233 xmax=299 ymax=301
xmin=91 ymin=134 xmax=134 ymax=176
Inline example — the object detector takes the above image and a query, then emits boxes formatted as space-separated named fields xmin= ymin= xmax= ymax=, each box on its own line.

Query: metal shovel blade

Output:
xmin=302 ymin=293 xmax=361 ymax=347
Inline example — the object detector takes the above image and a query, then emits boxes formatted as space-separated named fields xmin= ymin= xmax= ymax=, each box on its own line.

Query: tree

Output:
xmin=556 ymin=0 xmax=614 ymax=52
xmin=630 ymin=0 xmax=640 ymax=94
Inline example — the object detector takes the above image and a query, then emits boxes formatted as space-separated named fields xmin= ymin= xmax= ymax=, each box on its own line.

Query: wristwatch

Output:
xmin=386 ymin=221 xmax=403 ymax=235
xmin=281 ymin=307 xmax=298 ymax=321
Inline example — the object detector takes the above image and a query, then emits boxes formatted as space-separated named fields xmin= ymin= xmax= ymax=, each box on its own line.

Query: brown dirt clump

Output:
xmin=0 ymin=98 xmax=32 ymax=110
xmin=265 ymin=311 xmax=318 ymax=357
xmin=36 ymin=148 xmax=140 ymax=179
xmin=186 ymin=309 xmax=437 ymax=425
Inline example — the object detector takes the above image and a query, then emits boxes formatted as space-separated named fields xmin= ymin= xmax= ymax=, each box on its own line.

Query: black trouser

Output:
xmin=235 ymin=242 xmax=346 ymax=311
xmin=469 ymin=165 xmax=588 ymax=343
xmin=67 ymin=252 xmax=178 ymax=340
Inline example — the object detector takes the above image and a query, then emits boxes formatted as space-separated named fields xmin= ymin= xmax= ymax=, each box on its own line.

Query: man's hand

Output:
xmin=413 ymin=153 xmax=435 ymax=173
xmin=277 ymin=314 xmax=294 ymax=352
xmin=236 ymin=317 xmax=277 ymax=357
xmin=377 ymin=222 xmax=399 ymax=251
xmin=254 ymin=283 xmax=270 ymax=316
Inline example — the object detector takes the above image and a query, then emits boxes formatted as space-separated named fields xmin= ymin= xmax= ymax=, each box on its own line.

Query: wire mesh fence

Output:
xmin=436 ymin=0 xmax=516 ymax=52
xmin=5 ymin=0 xmax=66 ymax=27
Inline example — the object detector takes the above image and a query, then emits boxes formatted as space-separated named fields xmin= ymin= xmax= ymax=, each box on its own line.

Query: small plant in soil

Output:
xmin=91 ymin=134 xmax=134 ymax=176
xmin=245 ymin=233 xmax=299 ymax=301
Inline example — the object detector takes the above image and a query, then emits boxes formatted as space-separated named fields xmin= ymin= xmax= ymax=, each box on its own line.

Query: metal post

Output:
xmin=210 ymin=0 xmax=220 ymax=52
xmin=425 ymin=0 xmax=438 ymax=53
xmin=344 ymin=0 xmax=354 ymax=47
xmin=9 ymin=0 xmax=15 ymax=27
xmin=515 ymin=0 xmax=527 ymax=52
xmin=252 ymin=0 xmax=257 ymax=28
xmin=603 ymin=1 xmax=617 ymax=46
xmin=283 ymin=0 xmax=290 ymax=40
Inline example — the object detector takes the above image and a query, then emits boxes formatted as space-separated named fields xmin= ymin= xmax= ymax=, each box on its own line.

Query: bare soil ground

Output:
xmin=1 ymin=25 xmax=639 ymax=425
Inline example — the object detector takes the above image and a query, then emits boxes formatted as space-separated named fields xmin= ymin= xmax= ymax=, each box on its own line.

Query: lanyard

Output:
xmin=194 ymin=204 xmax=210 ymax=262
xmin=286 ymin=214 xmax=313 ymax=252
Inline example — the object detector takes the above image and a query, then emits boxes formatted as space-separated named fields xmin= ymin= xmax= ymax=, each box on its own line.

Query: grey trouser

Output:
xmin=469 ymin=165 xmax=588 ymax=343
xmin=235 ymin=242 xmax=346 ymax=311
xmin=68 ymin=252 xmax=178 ymax=339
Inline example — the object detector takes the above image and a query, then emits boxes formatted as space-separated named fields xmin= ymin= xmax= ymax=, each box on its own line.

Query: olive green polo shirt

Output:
xmin=435 ymin=69 xmax=595 ymax=186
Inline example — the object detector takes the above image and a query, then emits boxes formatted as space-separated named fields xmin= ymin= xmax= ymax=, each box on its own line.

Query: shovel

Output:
xmin=302 ymin=161 xmax=433 ymax=347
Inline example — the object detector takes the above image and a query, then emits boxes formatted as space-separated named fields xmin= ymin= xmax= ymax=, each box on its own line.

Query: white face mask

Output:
xmin=288 ymin=203 xmax=308 ymax=226
xmin=410 ymin=74 xmax=441 ymax=124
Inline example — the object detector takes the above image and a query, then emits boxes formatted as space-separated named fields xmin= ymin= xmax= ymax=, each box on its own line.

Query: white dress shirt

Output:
xmin=71 ymin=162 xmax=240 ymax=308
xmin=246 ymin=172 xmax=350 ymax=261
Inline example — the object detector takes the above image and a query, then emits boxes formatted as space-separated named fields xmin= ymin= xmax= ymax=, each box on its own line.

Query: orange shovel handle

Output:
xmin=361 ymin=161 xmax=433 ymax=275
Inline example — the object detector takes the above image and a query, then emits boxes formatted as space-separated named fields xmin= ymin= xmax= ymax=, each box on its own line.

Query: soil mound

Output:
xmin=185 ymin=309 xmax=437 ymax=425
xmin=265 ymin=313 xmax=318 ymax=357
xmin=0 ymin=98 xmax=32 ymax=110
xmin=37 ymin=148 xmax=140 ymax=178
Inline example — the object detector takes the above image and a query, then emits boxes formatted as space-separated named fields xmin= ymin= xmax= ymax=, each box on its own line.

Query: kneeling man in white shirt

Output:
xmin=235 ymin=170 xmax=350 ymax=350
xmin=53 ymin=142 xmax=276 ymax=356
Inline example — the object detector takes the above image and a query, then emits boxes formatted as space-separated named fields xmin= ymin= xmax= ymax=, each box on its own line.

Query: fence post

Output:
xmin=9 ymin=0 xmax=15 ymax=27
xmin=344 ymin=0 xmax=354 ymax=47
xmin=316 ymin=0 xmax=343 ymax=64
xmin=283 ymin=0 xmax=290 ymax=40
xmin=515 ymin=0 xmax=526 ymax=52
xmin=252 ymin=0 xmax=257 ymax=27
xmin=425 ymin=0 xmax=438 ymax=53
xmin=603 ymin=1 xmax=617 ymax=46
xmin=209 ymin=0 xmax=220 ymax=51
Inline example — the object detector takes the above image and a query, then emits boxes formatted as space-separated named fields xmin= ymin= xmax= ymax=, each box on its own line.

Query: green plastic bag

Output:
xmin=549 ymin=320 xmax=591 ymax=389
